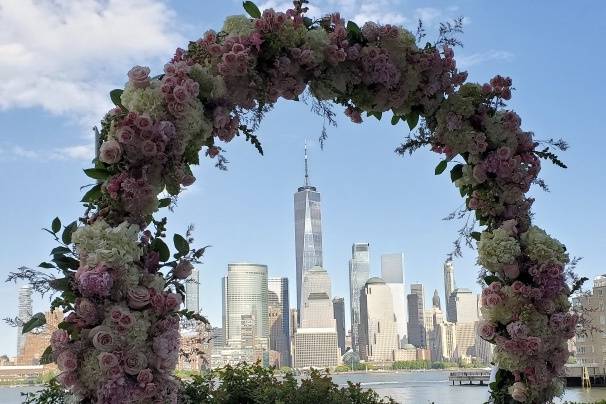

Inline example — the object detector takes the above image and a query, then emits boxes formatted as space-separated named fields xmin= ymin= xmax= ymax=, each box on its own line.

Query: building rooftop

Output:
xmin=366 ymin=277 xmax=385 ymax=285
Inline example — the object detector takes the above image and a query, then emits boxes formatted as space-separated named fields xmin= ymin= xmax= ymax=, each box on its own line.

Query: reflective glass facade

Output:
xmin=349 ymin=243 xmax=370 ymax=352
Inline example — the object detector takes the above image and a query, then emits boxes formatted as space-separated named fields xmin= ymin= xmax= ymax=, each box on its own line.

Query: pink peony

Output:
xmin=75 ymin=298 xmax=98 ymax=325
xmin=173 ymin=261 xmax=193 ymax=279
xmin=511 ymin=281 xmax=525 ymax=294
xmin=91 ymin=326 xmax=115 ymax=352
xmin=99 ymin=140 xmax=122 ymax=164
xmin=117 ymin=126 xmax=135 ymax=144
xmin=98 ymin=352 xmax=119 ymax=370
xmin=151 ymin=292 xmax=166 ymax=314
xmin=128 ymin=65 xmax=151 ymax=89
xmin=57 ymin=350 xmax=78 ymax=372
xmin=485 ymin=293 xmax=502 ymax=307
xmin=124 ymin=351 xmax=148 ymax=375
xmin=128 ymin=286 xmax=151 ymax=309
xmin=78 ymin=265 xmax=113 ymax=298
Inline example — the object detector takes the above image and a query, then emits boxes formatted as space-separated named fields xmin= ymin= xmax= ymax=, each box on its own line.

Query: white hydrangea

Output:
xmin=79 ymin=349 xmax=103 ymax=391
xmin=142 ymin=273 xmax=166 ymax=293
xmin=477 ymin=228 xmax=521 ymax=271
xmin=72 ymin=220 xmax=142 ymax=269
xmin=190 ymin=64 xmax=226 ymax=99
xmin=222 ymin=15 xmax=255 ymax=36
xmin=111 ymin=265 xmax=141 ymax=299
xmin=120 ymin=80 xmax=167 ymax=121
xmin=481 ymin=304 xmax=513 ymax=325
xmin=176 ymin=99 xmax=212 ymax=144
xmin=125 ymin=312 xmax=151 ymax=349
xmin=305 ymin=29 xmax=329 ymax=65
xmin=520 ymin=226 xmax=569 ymax=265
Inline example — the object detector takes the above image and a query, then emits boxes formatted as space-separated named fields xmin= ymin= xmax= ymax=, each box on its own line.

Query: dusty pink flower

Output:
xmin=98 ymin=352 xmax=119 ymax=370
xmin=479 ymin=321 xmax=497 ymax=340
xmin=57 ymin=371 xmax=77 ymax=388
xmin=57 ymin=350 xmax=78 ymax=372
xmin=165 ymin=293 xmax=182 ymax=311
xmin=181 ymin=174 xmax=196 ymax=186
xmin=51 ymin=329 xmax=69 ymax=351
xmin=99 ymin=140 xmax=122 ymax=164
xmin=119 ymin=311 xmax=135 ymax=328
xmin=78 ymin=265 xmax=113 ymax=298
xmin=91 ymin=326 xmax=115 ymax=352
xmin=485 ymin=293 xmax=503 ymax=307
xmin=124 ymin=351 xmax=148 ymax=375
xmin=137 ymin=368 xmax=154 ymax=385
xmin=75 ymin=298 xmax=98 ymax=325
xmin=503 ymin=263 xmax=520 ymax=279
xmin=128 ymin=286 xmax=151 ymax=309
xmin=174 ymin=261 xmax=193 ymax=279
xmin=128 ymin=65 xmax=151 ymax=89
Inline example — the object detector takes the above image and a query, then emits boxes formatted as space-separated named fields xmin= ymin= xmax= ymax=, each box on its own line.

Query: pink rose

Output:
xmin=144 ymin=382 xmax=157 ymax=395
xmin=136 ymin=114 xmax=153 ymax=130
xmin=151 ymin=292 xmax=166 ymax=314
xmin=137 ymin=368 xmax=154 ymax=385
xmin=485 ymin=293 xmax=502 ymax=307
xmin=57 ymin=350 xmax=78 ymax=372
xmin=98 ymin=352 xmax=119 ymax=370
xmin=110 ymin=307 xmax=124 ymax=322
xmin=119 ymin=311 xmax=135 ymax=328
xmin=57 ymin=371 xmax=77 ymax=388
xmin=51 ymin=329 xmax=69 ymax=351
xmin=78 ymin=265 xmax=113 ymax=298
xmin=173 ymin=261 xmax=193 ymax=279
xmin=91 ymin=326 xmax=115 ymax=351
xmin=165 ymin=293 xmax=182 ymax=311
xmin=526 ymin=336 xmax=542 ymax=353
xmin=511 ymin=281 xmax=524 ymax=294
xmin=141 ymin=140 xmax=157 ymax=157
xmin=75 ymin=298 xmax=98 ymax=325
xmin=501 ymin=219 xmax=518 ymax=236
xmin=503 ymin=263 xmax=520 ymax=279
xmin=107 ymin=365 xmax=123 ymax=380
xmin=173 ymin=86 xmax=189 ymax=103
xmin=479 ymin=321 xmax=496 ymax=340
xmin=99 ymin=140 xmax=122 ymax=164
xmin=510 ymin=381 xmax=529 ymax=402
xmin=124 ymin=352 xmax=148 ymax=375
xmin=117 ymin=126 xmax=135 ymax=144
xmin=128 ymin=65 xmax=151 ymax=89
xmin=488 ymin=282 xmax=502 ymax=293
xmin=128 ymin=286 xmax=151 ymax=309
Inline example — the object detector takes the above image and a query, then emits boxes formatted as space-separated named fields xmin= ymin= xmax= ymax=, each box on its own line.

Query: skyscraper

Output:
xmin=224 ymin=263 xmax=269 ymax=349
xmin=349 ymin=243 xmax=370 ymax=352
xmin=359 ymin=278 xmax=399 ymax=362
xmin=333 ymin=297 xmax=346 ymax=355
xmin=407 ymin=283 xmax=426 ymax=348
xmin=17 ymin=285 xmax=33 ymax=355
xmin=185 ymin=268 xmax=200 ymax=313
xmin=449 ymin=288 xmax=479 ymax=323
xmin=268 ymin=277 xmax=291 ymax=366
xmin=294 ymin=144 xmax=323 ymax=321
xmin=293 ymin=266 xmax=338 ymax=368
xmin=443 ymin=260 xmax=456 ymax=322
xmin=381 ymin=253 xmax=407 ymax=347
xmin=222 ymin=276 xmax=228 ymax=340
xmin=432 ymin=289 xmax=441 ymax=310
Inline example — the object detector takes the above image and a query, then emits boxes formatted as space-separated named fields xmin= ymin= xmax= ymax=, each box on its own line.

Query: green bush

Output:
xmin=179 ymin=362 xmax=396 ymax=403
xmin=392 ymin=360 xmax=430 ymax=370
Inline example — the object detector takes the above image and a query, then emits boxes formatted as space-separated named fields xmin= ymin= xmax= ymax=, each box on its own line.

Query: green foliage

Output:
xmin=81 ymin=183 xmax=102 ymax=203
xmin=179 ymin=362 xmax=396 ymax=403
xmin=21 ymin=378 xmax=68 ymax=404
xmin=434 ymin=159 xmax=448 ymax=175
xmin=173 ymin=234 xmax=190 ymax=256
xmin=392 ymin=360 xmax=430 ymax=370
xmin=22 ymin=312 xmax=46 ymax=334
xmin=51 ymin=217 xmax=61 ymax=234
xmin=151 ymin=237 xmax=170 ymax=262
xmin=243 ymin=1 xmax=261 ymax=18
xmin=83 ymin=168 xmax=111 ymax=180
xmin=109 ymin=89 xmax=125 ymax=110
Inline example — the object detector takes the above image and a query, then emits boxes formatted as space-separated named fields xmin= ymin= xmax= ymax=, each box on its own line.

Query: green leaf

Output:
xmin=470 ymin=231 xmax=482 ymax=241
xmin=346 ymin=21 xmax=361 ymax=34
xmin=173 ymin=234 xmax=190 ymax=256
xmin=303 ymin=17 xmax=313 ymax=28
xmin=391 ymin=115 xmax=400 ymax=125
xmin=434 ymin=160 xmax=448 ymax=175
xmin=52 ymin=255 xmax=79 ymax=271
xmin=459 ymin=186 xmax=468 ymax=197
xmin=450 ymin=164 xmax=463 ymax=182
xmin=110 ymin=89 xmax=124 ymax=108
xmin=22 ymin=313 xmax=46 ymax=334
xmin=38 ymin=262 xmax=55 ymax=269
xmin=51 ymin=246 xmax=72 ymax=256
xmin=484 ymin=275 xmax=500 ymax=285
xmin=83 ymin=168 xmax=111 ymax=180
xmin=151 ymin=238 xmax=170 ymax=262
xmin=51 ymin=217 xmax=61 ymax=234
xmin=407 ymin=113 xmax=419 ymax=130
xmin=39 ymin=346 xmax=53 ymax=365
xmin=62 ymin=221 xmax=78 ymax=245
xmin=158 ymin=198 xmax=171 ymax=208
xmin=242 ymin=1 xmax=261 ymax=18
xmin=49 ymin=277 xmax=70 ymax=292
xmin=81 ymin=183 xmax=102 ymax=203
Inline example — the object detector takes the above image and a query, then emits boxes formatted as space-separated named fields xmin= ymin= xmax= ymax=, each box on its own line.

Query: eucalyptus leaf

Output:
xmin=434 ymin=160 xmax=448 ymax=175
xmin=151 ymin=238 xmax=170 ymax=262
xmin=22 ymin=313 xmax=46 ymax=334
xmin=173 ymin=234 xmax=190 ymax=255
xmin=83 ymin=168 xmax=111 ymax=180
xmin=51 ymin=217 xmax=61 ymax=234
xmin=242 ymin=1 xmax=261 ymax=18
xmin=81 ymin=183 xmax=102 ymax=203
xmin=62 ymin=221 xmax=78 ymax=245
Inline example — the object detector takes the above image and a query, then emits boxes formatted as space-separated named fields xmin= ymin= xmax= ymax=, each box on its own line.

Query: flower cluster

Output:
xmin=39 ymin=3 xmax=576 ymax=403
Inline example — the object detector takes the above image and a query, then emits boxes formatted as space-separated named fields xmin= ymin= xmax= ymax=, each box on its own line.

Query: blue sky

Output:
xmin=0 ymin=0 xmax=604 ymax=357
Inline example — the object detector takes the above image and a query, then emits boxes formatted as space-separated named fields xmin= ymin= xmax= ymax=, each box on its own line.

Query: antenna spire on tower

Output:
xmin=304 ymin=141 xmax=309 ymax=187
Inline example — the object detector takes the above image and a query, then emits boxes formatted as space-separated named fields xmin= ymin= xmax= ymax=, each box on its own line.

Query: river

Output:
xmin=2 ymin=371 xmax=606 ymax=403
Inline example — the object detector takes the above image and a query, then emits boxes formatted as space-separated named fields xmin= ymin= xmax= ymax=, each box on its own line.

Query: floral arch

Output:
xmin=18 ymin=1 xmax=579 ymax=403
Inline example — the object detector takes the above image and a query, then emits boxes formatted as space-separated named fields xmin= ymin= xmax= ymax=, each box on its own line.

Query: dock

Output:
xmin=448 ymin=370 xmax=491 ymax=386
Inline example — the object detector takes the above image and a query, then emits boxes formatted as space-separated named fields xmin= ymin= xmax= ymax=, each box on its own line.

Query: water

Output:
xmin=2 ymin=372 xmax=606 ymax=403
